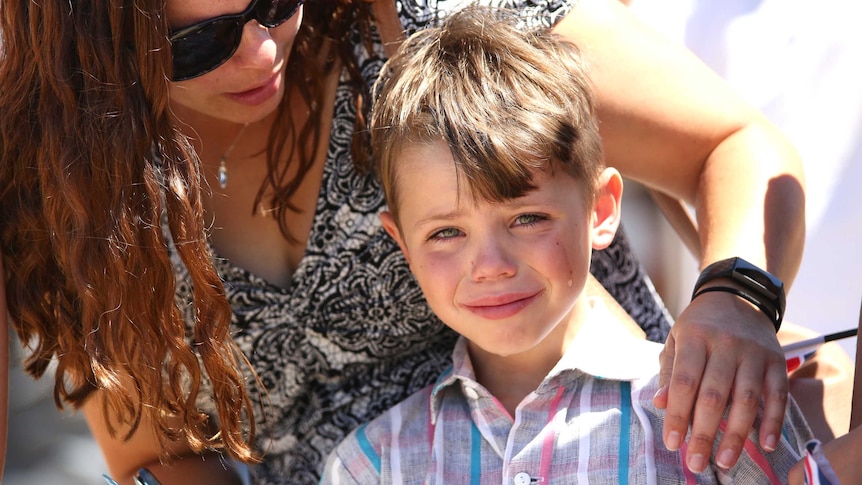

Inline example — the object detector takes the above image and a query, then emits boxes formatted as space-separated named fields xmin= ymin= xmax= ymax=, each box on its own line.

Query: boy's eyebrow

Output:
xmin=412 ymin=209 xmax=465 ymax=228
xmin=409 ymin=196 xmax=542 ymax=228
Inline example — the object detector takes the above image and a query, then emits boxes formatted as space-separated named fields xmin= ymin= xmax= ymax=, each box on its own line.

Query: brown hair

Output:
xmin=371 ymin=6 xmax=603 ymax=224
xmin=0 ymin=0 xmax=373 ymax=461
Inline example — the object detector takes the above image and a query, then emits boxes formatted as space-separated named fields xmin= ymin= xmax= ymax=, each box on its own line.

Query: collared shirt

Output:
xmin=321 ymin=300 xmax=813 ymax=484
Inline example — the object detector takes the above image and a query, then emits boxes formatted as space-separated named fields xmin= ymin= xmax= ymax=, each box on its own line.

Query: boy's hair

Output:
xmin=371 ymin=6 xmax=604 ymax=223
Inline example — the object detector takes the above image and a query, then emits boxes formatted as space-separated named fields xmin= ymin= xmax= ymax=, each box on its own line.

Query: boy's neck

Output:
xmin=471 ymin=354 xmax=554 ymax=416
xmin=468 ymin=301 xmax=588 ymax=416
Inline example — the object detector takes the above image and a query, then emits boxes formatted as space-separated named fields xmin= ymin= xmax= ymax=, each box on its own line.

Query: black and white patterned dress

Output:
xmin=172 ymin=2 xmax=671 ymax=483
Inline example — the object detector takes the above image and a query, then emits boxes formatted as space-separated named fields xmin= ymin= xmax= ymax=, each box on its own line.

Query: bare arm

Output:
xmin=788 ymin=428 xmax=862 ymax=485
xmin=553 ymin=0 xmax=805 ymax=473
xmin=82 ymin=392 xmax=245 ymax=485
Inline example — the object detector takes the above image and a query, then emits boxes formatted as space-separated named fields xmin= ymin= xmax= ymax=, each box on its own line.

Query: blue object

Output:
xmin=134 ymin=468 xmax=163 ymax=485
xmin=102 ymin=468 xmax=161 ymax=485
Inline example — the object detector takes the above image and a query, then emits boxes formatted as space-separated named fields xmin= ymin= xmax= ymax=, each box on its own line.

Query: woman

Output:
xmin=0 ymin=0 xmax=805 ymax=483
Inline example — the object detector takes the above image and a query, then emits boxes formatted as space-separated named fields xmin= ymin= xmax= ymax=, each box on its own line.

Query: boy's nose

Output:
xmin=469 ymin=237 xmax=517 ymax=281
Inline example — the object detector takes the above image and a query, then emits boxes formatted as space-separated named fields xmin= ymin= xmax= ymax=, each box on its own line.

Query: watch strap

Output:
xmin=693 ymin=286 xmax=782 ymax=332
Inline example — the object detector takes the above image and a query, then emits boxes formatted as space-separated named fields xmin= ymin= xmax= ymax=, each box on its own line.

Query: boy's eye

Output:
xmin=514 ymin=213 xmax=546 ymax=226
xmin=429 ymin=227 xmax=463 ymax=240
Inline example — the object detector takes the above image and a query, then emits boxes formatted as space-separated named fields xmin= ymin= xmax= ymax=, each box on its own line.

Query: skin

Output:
xmin=380 ymin=141 xmax=623 ymax=414
xmin=165 ymin=0 xmax=318 ymax=291
xmin=165 ymin=0 xmax=327 ymax=291
xmin=165 ymin=0 xmax=294 ymax=125
xmin=60 ymin=0 xmax=804 ymax=481
xmin=787 ymin=426 xmax=862 ymax=484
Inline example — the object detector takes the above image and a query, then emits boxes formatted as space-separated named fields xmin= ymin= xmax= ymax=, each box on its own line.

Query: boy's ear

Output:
xmin=380 ymin=211 xmax=411 ymax=264
xmin=591 ymin=167 xmax=623 ymax=251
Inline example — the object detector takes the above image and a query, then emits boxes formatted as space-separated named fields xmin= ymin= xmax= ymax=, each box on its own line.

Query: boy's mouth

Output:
xmin=462 ymin=291 xmax=541 ymax=320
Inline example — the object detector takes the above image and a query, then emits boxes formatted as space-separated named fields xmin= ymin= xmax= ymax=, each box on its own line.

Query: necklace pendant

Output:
xmin=218 ymin=158 xmax=228 ymax=189
xmin=217 ymin=122 xmax=248 ymax=190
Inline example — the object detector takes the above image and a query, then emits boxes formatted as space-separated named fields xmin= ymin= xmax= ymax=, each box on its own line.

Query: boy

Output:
xmin=322 ymin=6 xmax=812 ymax=484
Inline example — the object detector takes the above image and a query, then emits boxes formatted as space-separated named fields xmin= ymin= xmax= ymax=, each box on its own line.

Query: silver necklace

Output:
xmin=217 ymin=122 xmax=250 ymax=189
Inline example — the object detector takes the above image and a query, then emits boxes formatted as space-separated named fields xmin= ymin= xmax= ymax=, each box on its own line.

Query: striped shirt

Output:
xmin=321 ymin=302 xmax=813 ymax=484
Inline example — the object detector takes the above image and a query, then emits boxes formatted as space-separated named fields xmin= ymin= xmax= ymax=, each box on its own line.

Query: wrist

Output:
xmin=691 ymin=257 xmax=786 ymax=332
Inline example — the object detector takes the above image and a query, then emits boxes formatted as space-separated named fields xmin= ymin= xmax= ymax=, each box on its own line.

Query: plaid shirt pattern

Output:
xmin=322 ymin=301 xmax=813 ymax=484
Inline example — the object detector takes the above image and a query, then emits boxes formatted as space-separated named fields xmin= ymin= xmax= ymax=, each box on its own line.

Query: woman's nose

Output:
xmin=233 ymin=20 xmax=278 ymax=70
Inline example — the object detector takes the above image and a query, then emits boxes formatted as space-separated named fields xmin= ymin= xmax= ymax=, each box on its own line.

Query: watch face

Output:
xmin=732 ymin=258 xmax=784 ymax=301
xmin=694 ymin=257 xmax=786 ymax=328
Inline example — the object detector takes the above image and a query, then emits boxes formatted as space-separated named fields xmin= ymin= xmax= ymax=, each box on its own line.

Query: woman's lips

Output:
xmin=226 ymin=71 xmax=281 ymax=106
xmin=463 ymin=291 xmax=540 ymax=320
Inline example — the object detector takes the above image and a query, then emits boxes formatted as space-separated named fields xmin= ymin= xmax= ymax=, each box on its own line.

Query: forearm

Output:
xmin=695 ymin=120 xmax=805 ymax=288
xmin=109 ymin=455 xmax=247 ymax=485
xmin=789 ymin=428 xmax=862 ymax=485
xmin=83 ymin=394 xmax=246 ymax=485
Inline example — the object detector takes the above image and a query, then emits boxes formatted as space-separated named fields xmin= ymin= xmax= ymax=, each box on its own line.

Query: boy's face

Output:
xmin=381 ymin=140 xmax=622 ymax=361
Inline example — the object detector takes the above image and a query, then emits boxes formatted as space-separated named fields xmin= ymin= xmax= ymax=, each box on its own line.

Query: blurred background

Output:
xmin=5 ymin=339 xmax=107 ymax=484
xmin=5 ymin=0 xmax=861 ymax=482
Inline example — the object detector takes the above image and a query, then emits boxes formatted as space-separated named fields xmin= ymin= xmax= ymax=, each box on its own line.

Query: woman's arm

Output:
xmin=788 ymin=428 xmax=862 ymax=484
xmin=553 ymin=0 xmax=805 ymax=473
xmin=82 ymin=393 xmax=246 ymax=485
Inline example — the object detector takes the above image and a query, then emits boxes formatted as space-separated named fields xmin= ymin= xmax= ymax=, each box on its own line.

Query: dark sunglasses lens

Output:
xmin=172 ymin=22 xmax=241 ymax=81
xmin=171 ymin=0 xmax=303 ymax=81
xmin=255 ymin=0 xmax=303 ymax=27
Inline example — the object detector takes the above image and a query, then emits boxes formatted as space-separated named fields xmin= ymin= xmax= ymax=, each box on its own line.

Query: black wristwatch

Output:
xmin=691 ymin=257 xmax=786 ymax=332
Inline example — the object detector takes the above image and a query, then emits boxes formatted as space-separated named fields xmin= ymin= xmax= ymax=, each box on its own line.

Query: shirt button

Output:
xmin=514 ymin=472 xmax=532 ymax=485
xmin=463 ymin=386 xmax=480 ymax=400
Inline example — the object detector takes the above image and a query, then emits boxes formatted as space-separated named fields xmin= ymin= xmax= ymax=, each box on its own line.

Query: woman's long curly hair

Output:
xmin=0 ymin=0 xmax=374 ymax=462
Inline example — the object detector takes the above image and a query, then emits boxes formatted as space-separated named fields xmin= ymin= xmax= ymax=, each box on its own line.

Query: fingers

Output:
xmin=657 ymin=291 xmax=787 ymax=474
xmin=654 ymin=333 xmax=676 ymax=410
xmin=711 ymin=340 xmax=788 ymax=472
xmin=660 ymin=335 xmax=707 ymax=454
xmin=758 ymin=359 xmax=790 ymax=451
xmin=666 ymin=346 xmax=778 ymax=474
xmin=710 ymin=357 xmax=765 ymax=470
xmin=682 ymin=342 xmax=736 ymax=473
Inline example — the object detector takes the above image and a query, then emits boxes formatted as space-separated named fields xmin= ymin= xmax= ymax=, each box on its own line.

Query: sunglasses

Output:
xmin=169 ymin=0 xmax=306 ymax=81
